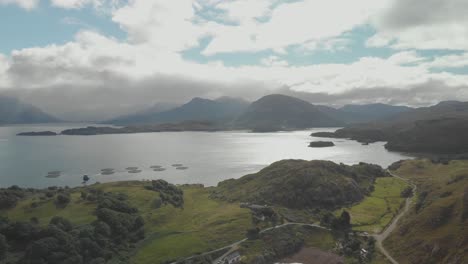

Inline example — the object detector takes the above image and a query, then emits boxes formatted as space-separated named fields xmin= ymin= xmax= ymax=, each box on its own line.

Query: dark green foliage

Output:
xmin=251 ymin=226 xmax=305 ymax=262
xmin=0 ymin=234 xmax=7 ymax=260
xmin=214 ymin=160 xmax=386 ymax=209
xmin=83 ymin=175 xmax=90 ymax=184
xmin=97 ymin=193 xmax=137 ymax=214
xmin=0 ymin=191 xmax=145 ymax=263
xmin=50 ymin=216 xmax=72 ymax=232
xmin=388 ymin=160 xmax=405 ymax=171
xmin=56 ymin=193 xmax=71 ymax=207
xmin=246 ymin=228 xmax=260 ymax=240
xmin=400 ymin=186 xmax=413 ymax=198
xmin=415 ymin=191 xmax=428 ymax=213
xmin=0 ymin=187 xmax=27 ymax=209
xmin=24 ymin=225 xmax=82 ymax=264
xmin=147 ymin=180 xmax=184 ymax=208
xmin=338 ymin=234 xmax=375 ymax=262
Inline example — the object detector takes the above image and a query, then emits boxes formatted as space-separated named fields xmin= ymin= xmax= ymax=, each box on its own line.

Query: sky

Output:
xmin=1 ymin=0 xmax=468 ymax=121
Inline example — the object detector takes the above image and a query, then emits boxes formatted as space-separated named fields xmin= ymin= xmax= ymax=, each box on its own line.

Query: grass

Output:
xmin=2 ymin=181 xmax=252 ymax=264
xmin=1 ymin=172 xmax=416 ymax=263
xmin=383 ymin=159 xmax=468 ymax=263
xmin=337 ymin=177 xmax=408 ymax=233
xmin=131 ymin=185 xmax=251 ymax=264
xmin=3 ymin=191 xmax=96 ymax=226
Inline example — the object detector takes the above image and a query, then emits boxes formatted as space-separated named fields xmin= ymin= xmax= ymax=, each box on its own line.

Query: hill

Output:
xmin=316 ymin=103 xmax=412 ymax=125
xmin=212 ymin=160 xmax=388 ymax=209
xmin=385 ymin=159 xmax=468 ymax=263
xmin=106 ymin=97 xmax=249 ymax=125
xmin=384 ymin=118 xmax=468 ymax=154
xmin=234 ymin=94 xmax=343 ymax=131
xmin=339 ymin=103 xmax=413 ymax=123
xmin=313 ymin=101 xmax=468 ymax=154
xmin=0 ymin=96 xmax=59 ymax=124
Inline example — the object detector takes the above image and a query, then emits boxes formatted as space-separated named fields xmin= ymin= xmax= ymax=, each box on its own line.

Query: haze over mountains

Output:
xmin=107 ymin=97 xmax=249 ymax=126
xmin=0 ymin=96 xmax=59 ymax=125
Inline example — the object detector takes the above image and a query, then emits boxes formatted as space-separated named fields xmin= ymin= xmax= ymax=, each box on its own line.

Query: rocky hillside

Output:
xmin=212 ymin=160 xmax=388 ymax=209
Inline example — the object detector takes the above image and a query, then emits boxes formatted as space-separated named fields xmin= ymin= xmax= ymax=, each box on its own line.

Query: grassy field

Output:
xmin=337 ymin=177 xmax=408 ymax=233
xmin=2 ymin=181 xmax=252 ymax=264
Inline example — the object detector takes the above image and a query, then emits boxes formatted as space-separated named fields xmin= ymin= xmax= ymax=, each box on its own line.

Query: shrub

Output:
xmin=56 ymin=193 xmax=71 ymax=207
xmin=49 ymin=216 xmax=72 ymax=232
xmin=400 ymin=186 xmax=413 ymax=198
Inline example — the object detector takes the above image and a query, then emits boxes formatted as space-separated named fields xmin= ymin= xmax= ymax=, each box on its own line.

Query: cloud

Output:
xmin=1 ymin=0 xmax=468 ymax=121
xmin=424 ymin=52 xmax=468 ymax=69
xmin=368 ymin=0 xmax=468 ymax=50
xmin=202 ymin=0 xmax=382 ymax=55
xmin=280 ymin=80 xmax=468 ymax=107
xmin=0 ymin=0 xmax=39 ymax=9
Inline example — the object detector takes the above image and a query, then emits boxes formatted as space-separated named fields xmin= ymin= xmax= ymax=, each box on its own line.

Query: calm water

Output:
xmin=0 ymin=124 xmax=412 ymax=188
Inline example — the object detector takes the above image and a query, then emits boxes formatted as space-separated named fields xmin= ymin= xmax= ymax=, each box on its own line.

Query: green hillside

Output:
xmin=213 ymin=160 xmax=388 ymax=209
xmin=385 ymin=159 xmax=468 ymax=263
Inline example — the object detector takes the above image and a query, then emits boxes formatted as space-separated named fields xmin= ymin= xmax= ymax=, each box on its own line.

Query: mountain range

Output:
xmin=105 ymin=94 xmax=413 ymax=131
xmin=106 ymin=97 xmax=250 ymax=126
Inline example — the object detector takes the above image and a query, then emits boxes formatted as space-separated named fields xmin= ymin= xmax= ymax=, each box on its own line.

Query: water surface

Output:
xmin=0 ymin=124 xmax=412 ymax=188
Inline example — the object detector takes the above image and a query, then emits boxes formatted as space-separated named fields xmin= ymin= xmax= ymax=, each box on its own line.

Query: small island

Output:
xmin=308 ymin=141 xmax=335 ymax=148
xmin=310 ymin=132 xmax=339 ymax=138
xmin=17 ymin=131 xmax=57 ymax=136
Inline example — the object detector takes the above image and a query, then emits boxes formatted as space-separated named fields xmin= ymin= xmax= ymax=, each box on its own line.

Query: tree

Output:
xmin=56 ymin=193 xmax=71 ymax=207
xmin=246 ymin=228 xmax=260 ymax=240
xmin=340 ymin=211 xmax=351 ymax=229
xmin=50 ymin=216 xmax=73 ymax=232
xmin=331 ymin=211 xmax=351 ymax=231
xmin=83 ymin=175 xmax=90 ymax=185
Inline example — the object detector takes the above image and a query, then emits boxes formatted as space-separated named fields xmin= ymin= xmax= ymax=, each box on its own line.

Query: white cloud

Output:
xmin=0 ymin=53 xmax=11 ymax=87
xmin=387 ymin=51 xmax=427 ymax=65
xmin=2 ymin=0 xmax=468 ymax=121
xmin=369 ymin=0 xmax=468 ymax=50
xmin=424 ymin=53 xmax=468 ymax=69
xmin=202 ymin=0 xmax=383 ymax=55
xmin=112 ymin=0 xmax=203 ymax=52
xmin=0 ymin=0 xmax=39 ymax=9
xmin=260 ymin=55 xmax=288 ymax=67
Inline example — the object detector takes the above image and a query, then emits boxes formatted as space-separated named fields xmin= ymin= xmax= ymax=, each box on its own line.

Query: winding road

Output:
xmin=371 ymin=171 xmax=417 ymax=264
xmin=174 ymin=171 xmax=416 ymax=264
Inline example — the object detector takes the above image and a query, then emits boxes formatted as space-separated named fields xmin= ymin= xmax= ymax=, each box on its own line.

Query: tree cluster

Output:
xmin=145 ymin=180 xmax=184 ymax=208
xmin=0 ymin=191 xmax=145 ymax=264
